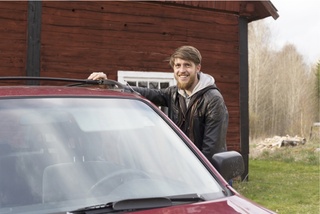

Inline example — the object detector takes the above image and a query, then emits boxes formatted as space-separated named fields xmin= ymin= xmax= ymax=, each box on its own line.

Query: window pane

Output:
xmin=138 ymin=81 xmax=148 ymax=88
xmin=149 ymin=82 xmax=158 ymax=89
xmin=127 ymin=81 xmax=137 ymax=86
xmin=160 ymin=82 xmax=169 ymax=89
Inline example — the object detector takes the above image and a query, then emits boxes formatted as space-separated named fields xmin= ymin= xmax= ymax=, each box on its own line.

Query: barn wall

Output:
xmin=40 ymin=1 xmax=241 ymax=151
xmin=40 ymin=1 xmax=240 ymax=78
xmin=0 ymin=2 xmax=28 ymax=76
xmin=0 ymin=1 xmax=241 ymax=151
xmin=166 ymin=0 xmax=241 ymax=13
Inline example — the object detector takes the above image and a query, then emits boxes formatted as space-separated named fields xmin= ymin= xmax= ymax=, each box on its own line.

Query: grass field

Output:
xmin=233 ymin=137 xmax=320 ymax=214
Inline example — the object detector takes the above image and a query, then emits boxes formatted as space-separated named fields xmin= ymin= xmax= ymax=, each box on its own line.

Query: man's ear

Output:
xmin=196 ymin=64 xmax=201 ymax=72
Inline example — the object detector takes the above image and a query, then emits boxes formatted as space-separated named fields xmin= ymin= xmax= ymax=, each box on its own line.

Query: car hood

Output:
xmin=123 ymin=195 xmax=275 ymax=214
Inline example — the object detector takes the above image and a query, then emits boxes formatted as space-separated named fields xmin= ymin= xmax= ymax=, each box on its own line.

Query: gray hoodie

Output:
xmin=178 ymin=72 xmax=215 ymax=107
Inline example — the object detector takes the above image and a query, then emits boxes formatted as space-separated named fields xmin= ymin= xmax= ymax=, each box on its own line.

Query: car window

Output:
xmin=0 ymin=97 xmax=224 ymax=213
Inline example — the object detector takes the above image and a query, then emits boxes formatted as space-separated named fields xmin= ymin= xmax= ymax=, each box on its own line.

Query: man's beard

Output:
xmin=176 ymin=73 xmax=197 ymax=90
xmin=177 ymin=80 xmax=193 ymax=90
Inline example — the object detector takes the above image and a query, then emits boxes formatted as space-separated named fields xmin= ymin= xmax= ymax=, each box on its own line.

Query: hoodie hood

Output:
xmin=178 ymin=72 xmax=215 ymax=98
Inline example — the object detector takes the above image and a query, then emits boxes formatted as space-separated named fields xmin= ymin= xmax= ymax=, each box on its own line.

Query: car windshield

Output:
xmin=0 ymin=97 xmax=225 ymax=213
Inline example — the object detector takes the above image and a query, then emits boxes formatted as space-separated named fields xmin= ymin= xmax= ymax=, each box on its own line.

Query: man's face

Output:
xmin=173 ymin=58 xmax=200 ymax=91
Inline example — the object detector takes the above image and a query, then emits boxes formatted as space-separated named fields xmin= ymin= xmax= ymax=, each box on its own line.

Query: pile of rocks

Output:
xmin=255 ymin=135 xmax=306 ymax=151
xmin=250 ymin=135 xmax=319 ymax=159
xmin=264 ymin=135 xmax=306 ymax=148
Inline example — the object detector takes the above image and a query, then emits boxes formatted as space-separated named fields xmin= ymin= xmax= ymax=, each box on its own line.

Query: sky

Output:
xmin=263 ymin=0 xmax=320 ymax=64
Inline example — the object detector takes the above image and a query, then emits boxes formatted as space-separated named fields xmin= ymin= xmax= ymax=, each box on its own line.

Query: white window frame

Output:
xmin=117 ymin=71 xmax=176 ymax=88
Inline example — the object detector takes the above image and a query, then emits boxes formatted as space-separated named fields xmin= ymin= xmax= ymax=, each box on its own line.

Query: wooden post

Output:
xmin=239 ymin=17 xmax=249 ymax=182
xmin=26 ymin=1 xmax=42 ymax=85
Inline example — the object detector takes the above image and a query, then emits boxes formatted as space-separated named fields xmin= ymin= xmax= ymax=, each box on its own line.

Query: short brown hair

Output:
xmin=169 ymin=46 xmax=202 ymax=68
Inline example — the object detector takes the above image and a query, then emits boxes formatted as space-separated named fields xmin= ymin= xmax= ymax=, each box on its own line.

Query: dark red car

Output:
xmin=0 ymin=77 xmax=275 ymax=214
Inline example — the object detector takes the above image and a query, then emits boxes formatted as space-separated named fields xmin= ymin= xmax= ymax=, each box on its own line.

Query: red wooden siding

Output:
xmin=0 ymin=2 xmax=28 ymax=76
xmin=167 ymin=1 xmax=278 ymax=21
xmin=39 ymin=1 xmax=240 ymax=150
xmin=166 ymin=0 xmax=241 ymax=12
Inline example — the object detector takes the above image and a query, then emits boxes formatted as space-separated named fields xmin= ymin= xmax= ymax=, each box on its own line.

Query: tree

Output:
xmin=248 ymin=20 xmax=274 ymax=138
xmin=248 ymin=20 xmax=318 ymax=139
xmin=275 ymin=44 xmax=314 ymax=136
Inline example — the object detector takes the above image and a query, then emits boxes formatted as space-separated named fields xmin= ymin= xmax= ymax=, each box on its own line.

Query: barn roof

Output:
xmin=164 ymin=0 xmax=279 ymax=22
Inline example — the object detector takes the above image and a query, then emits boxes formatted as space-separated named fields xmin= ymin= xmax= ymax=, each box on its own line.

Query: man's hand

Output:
xmin=87 ymin=72 xmax=107 ymax=80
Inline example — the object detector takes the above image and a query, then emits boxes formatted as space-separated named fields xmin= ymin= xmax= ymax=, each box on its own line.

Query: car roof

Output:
xmin=0 ymin=86 xmax=139 ymax=98
xmin=0 ymin=76 xmax=141 ymax=99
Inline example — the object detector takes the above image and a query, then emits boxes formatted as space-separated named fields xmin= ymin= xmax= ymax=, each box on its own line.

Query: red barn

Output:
xmin=0 ymin=1 xmax=278 ymax=179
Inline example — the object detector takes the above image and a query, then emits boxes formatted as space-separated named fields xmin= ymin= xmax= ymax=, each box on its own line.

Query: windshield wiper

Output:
xmin=69 ymin=197 xmax=170 ymax=214
xmin=167 ymin=193 xmax=205 ymax=203
xmin=69 ymin=193 xmax=205 ymax=213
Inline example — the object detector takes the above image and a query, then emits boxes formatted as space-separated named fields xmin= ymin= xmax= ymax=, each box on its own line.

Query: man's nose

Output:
xmin=179 ymin=65 xmax=187 ymax=72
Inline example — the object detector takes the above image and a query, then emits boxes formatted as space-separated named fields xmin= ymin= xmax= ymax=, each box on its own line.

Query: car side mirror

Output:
xmin=211 ymin=151 xmax=245 ymax=182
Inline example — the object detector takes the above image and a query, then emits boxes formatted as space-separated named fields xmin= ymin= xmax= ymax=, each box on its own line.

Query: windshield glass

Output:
xmin=0 ymin=98 xmax=224 ymax=213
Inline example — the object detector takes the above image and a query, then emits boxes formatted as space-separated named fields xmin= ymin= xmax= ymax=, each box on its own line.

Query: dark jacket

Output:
xmin=130 ymin=72 xmax=229 ymax=160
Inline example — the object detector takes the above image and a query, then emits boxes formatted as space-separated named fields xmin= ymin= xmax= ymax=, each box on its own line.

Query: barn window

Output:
xmin=117 ymin=71 xmax=176 ymax=114
xmin=117 ymin=71 xmax=175 ymax=89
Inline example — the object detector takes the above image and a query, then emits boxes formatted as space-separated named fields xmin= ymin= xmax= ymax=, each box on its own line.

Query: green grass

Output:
xmin=233 ymin=138 xmax=320 ymax=214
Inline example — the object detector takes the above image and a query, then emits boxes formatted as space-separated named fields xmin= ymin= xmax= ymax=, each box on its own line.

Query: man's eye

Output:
xmin=174 ymin=64 xmax=181 ymax=68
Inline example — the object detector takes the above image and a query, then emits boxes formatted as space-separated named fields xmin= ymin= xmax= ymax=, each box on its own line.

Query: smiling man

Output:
xmin=88 ymin=46 xmax=229 ymax=161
